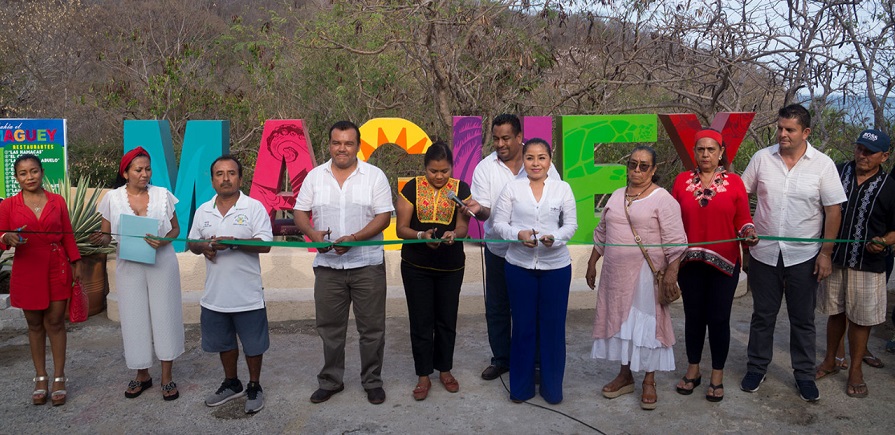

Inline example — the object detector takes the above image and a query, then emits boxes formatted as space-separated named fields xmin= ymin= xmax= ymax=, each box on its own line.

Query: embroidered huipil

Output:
xmin=671 ymin=168 xmax=754 ymax=276
xmin=398 ymin=177 xmax=471 ymax=271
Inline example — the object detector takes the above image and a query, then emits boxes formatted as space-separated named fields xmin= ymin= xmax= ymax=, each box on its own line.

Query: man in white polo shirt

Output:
xmin=463 ymin=114 xmax=560 ymax=381
xmin=188 ymin=155 xmax=273 ymax=414
xmin=739 ymin=104 xmax=846 ymax=402
xmin=293 ymin=120 xmax=394 ymax=405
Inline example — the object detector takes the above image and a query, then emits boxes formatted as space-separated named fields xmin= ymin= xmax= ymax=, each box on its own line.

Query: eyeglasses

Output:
xmin=626 ymin=161 xmax=653 ymax=172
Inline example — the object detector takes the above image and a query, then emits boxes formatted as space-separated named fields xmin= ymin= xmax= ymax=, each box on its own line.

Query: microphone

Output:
xmin=446 ymin=191 xmax=475 ymax=217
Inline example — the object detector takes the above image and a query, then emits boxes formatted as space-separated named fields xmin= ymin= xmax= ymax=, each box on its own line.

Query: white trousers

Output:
xmin=116 ymin=244 xmax=185 ymax=369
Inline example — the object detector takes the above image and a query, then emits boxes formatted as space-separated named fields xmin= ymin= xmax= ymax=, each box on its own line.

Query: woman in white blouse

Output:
xmin=492 ymin=138 xmax=577 ymax=404
xmin=90 ymin=147 xmax=184 ymax=401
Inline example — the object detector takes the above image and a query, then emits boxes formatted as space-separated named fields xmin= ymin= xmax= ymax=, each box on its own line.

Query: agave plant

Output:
xmin=46 ymin=176 xmax=116 ymax=256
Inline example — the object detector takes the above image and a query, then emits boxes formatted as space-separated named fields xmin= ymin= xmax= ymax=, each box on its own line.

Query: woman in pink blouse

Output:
xmin=670 ymin=128 xmax=757 ymax=402
xmin=586 ymin=145 xmax=686 ymax=410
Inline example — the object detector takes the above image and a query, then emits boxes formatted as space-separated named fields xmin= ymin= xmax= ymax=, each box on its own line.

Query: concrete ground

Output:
xmin=1 ymin=279 xmax=894 ymax=434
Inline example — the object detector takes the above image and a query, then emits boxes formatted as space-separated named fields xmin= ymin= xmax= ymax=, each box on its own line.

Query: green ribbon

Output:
xmin=134 ymin=235 xmax=876 ymax=249
xmin=4 ymin=228 xmax=875 ymax=249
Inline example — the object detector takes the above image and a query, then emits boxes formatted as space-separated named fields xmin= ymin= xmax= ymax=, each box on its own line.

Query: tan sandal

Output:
xmin=641 ymin=381 xmax=657 ymax=410
xmin=32 ymin=375 xmax=49 ymax=405
xmin=51 ymin=377 xmax=68 ymax=406
xmin=602 ymin=378 xmax=635 ymax=399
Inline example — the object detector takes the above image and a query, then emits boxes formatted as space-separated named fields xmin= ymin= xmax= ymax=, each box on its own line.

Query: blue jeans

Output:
xmin=484 ymin=248 xmax=511 ymax=368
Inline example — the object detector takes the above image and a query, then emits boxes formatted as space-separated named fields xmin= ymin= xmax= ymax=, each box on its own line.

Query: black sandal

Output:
xmin=675 ymin=375 xmax=701 ymax=395
xmin=124 ymin=378 xmax=153 ymax=398
xmin=706 ymin=383 xmax=724 ymax=402
xmin=162 ymin=381 xmax=179 ymax=401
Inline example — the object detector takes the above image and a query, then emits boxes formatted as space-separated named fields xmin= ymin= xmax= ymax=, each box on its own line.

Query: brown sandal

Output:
xmin=847 ymin=383 xmax=868 ymax=398
xmin=602 ymin=378 xmax=635 ymax=399
xmin=641 ymin=381 xmax=657 ymax=410
xmin=863 ymin=355 xmax=885 ymax=368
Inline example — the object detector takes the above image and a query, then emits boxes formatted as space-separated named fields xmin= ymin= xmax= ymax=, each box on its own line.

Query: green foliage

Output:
xmin=46 ymin=176 xmax=116 ymax=256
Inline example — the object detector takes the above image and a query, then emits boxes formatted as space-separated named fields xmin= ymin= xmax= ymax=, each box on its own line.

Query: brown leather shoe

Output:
xmin=309 ymin=384 xmax=344 ymax=403
xmin=365 ymin=387 xmax=386 ymax=405
xmin=481 ymin=365 xmax=509 ymax=381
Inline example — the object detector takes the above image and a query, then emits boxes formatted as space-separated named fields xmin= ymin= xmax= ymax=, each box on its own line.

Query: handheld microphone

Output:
xmin=446 ymin=191 xmax=475 ymax=217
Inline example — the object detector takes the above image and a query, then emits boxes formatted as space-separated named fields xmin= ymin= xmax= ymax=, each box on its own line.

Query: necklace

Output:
xmin=625 ymin=183 xmax=652 ymax=201
xmin=24 ymin=194 xmax=45 ymax=213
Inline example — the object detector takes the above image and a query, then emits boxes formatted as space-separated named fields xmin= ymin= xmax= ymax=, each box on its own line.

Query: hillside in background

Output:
xmin=1 ymin=0 xmax=892 ymax=190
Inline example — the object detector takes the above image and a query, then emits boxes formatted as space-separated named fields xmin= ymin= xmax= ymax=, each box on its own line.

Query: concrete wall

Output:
xmin=106 ymin=245 xmax=605 ymax=324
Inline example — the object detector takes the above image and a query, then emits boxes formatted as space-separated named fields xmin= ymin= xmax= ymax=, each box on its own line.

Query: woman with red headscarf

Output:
xmin=89 ymin=147 xmax=184 ymax=401
xmin=670 ymin=128 xmax=757 ymax=402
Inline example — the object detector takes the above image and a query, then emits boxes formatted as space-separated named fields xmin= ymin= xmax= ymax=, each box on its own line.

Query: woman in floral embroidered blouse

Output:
xmin=670 ymin=128 xmax=757 ymax=402
xmin=395 ymin=142 xmax=470 ymax=401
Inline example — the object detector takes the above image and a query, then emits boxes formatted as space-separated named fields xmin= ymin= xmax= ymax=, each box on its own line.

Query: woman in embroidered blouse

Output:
xmin=586 ymin=145 xmax=686 ymax=410
xmin=0 ymin=154 xmax=80 ymax=406
xmin=492 ymin=138 xmax=577 ymax=404
xmin=396 ymin=142 xmax=470 ymax=401
xmin=89 ymin=147 xmax=184 ymax=401
xmin=670 ymin=128 xmax=757 ymax=402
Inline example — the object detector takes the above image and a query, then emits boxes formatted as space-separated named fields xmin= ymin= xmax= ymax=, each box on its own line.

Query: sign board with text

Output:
xmin=0 ymin=118 xmax=67 ymax=197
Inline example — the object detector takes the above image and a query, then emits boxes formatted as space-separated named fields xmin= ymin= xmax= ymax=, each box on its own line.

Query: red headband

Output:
xmin=119 ymin=146 xmax=150 ymax=177
xmin=694 ymin=129 xmax=724 ymax=147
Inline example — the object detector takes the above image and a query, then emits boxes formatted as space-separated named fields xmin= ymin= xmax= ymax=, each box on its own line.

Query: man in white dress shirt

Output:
xmin=188 ymin=156 xmax=273 ymax=414
xmin=464 ymin=114 xmax=560 ymax=381
xmin=293 ymin=120 xmax=394 ymax=405
xmin=739 ymin=104 xmax=846 ymax=402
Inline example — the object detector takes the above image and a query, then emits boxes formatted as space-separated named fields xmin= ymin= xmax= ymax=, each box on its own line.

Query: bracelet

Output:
xmin=351 ymin=233 xmax=358 ymax=241
xmin=229 ymin=240 xmax=238 ymax=250
xmin=417 ymin=231 xmax=423 ymax=239
xmin=819 ymin=252 xmax=830 ymax=257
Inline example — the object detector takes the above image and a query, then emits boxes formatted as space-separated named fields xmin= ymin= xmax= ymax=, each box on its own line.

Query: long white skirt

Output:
xmin=591 ymin=261 xmax=675 ymax=372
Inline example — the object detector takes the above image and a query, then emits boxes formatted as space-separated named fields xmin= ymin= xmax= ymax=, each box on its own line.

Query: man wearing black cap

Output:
xmin=814 ymin=128 xmax=895 ymax=399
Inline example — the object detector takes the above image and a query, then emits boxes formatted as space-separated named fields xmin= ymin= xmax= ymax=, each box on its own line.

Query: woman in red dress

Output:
xmin=0 ymin=154 xmax=81 ymax=406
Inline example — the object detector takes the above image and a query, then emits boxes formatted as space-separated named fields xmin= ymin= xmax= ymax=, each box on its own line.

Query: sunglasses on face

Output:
xmin=626 ymin=161 xmax=653 ymax=172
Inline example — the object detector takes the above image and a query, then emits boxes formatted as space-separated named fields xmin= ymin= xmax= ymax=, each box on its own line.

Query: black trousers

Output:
xmin=746 ymin=253 xmax=818 ymax=381
xmin=677 ymin=261 xmax=739 ymax=370
xmin=401 ymin=262 xmax=464 ymax=376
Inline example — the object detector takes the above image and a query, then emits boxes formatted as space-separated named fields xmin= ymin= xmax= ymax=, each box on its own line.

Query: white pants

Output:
xmin=116 ymin=244 xmax=185 ymax=369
